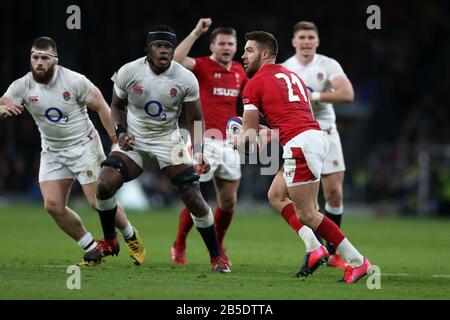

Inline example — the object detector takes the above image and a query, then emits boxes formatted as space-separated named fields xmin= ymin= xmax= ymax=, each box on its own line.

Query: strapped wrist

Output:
xmin=115 ymin=124 xmax=126 ymax=137
xmin=190 ymin=31 xmax=200 ymax=39
xmin=311 ymin=92 xmax=321 ymax=102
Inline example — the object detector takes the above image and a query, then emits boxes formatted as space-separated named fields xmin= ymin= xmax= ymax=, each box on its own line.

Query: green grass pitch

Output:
xmin=0 ymin=204 xmax=449 ymax=300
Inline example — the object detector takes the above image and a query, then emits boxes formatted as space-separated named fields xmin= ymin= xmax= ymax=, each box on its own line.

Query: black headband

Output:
xmin=146 ymin=31 xmax=177 ymax=48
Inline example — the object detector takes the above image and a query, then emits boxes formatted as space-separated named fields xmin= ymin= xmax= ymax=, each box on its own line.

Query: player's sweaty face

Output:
xmin=292 ymin=30 xmax=319 ymax=56
xmin=210 ymin=34 xmax=237 ymax=64
xmin=149 ymin=41 xmax=174 ymax=68
xmin=242 ymin=40 xmax=262 ymax=74
xmin=30 ymin=49 xmax=57 ymax=83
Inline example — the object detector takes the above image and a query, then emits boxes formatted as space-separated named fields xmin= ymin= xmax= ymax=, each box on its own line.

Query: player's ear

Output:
xmin=291 ymin=37 xmax=296 ymax=49
xmin=209 ymin=42 xmax=214 ymax=53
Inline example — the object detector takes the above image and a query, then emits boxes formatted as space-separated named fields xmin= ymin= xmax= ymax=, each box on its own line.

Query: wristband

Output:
xmin=190 ymin=31 xmax=200 ymax=39
xmin=311 ymin=92 xmax=321 ymax=102
xmin=115 ymin=124 xmax=126 ymax=137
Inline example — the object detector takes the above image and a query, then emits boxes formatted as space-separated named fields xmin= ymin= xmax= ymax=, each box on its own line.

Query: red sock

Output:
xmin=214 ymin=207 xmax=234 ymax=247
xmin=174 ymin=207 xmax=193 ymax=249
xmin=280 ymin=203 xmax=304 ymax=233
xmin=315 ymin=216 xmax=345 ymax=247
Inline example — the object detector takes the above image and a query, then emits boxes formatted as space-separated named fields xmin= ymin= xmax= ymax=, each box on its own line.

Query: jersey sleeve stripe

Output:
xmin=244 ymin=104 xmax=258 ymax=111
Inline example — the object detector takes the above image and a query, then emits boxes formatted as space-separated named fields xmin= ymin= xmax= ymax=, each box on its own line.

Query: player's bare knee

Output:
xmin=325 ymin=187 xmax=343 ymax=207
xmin=96 ymin=178 xmax=118 ymax=199
xmin=44 ymin=200 xmax=65 ymax=217
xmin=267 ymin=189 xmax=286 ymax=211
xmin=219 ymin=193 xmax=237 ymax=212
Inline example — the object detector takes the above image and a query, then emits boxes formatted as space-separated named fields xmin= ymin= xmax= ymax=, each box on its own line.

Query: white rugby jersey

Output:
xmin=282 ymin=53 xmax=346 ymax=129
xmin=112 ymin=57 xmax=199 ymax=145
xmin=4 ymin=66 xmax=97 ymax=150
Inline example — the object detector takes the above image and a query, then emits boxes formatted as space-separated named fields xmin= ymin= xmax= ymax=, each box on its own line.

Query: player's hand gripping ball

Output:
xmin=226 ymin=116 xmax=243 ymax=143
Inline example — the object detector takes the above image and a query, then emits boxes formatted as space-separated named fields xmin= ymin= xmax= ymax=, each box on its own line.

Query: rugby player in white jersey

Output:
xmin=269 ymin=21 xmax=355 ymax=270
xmin=83 ymin=25 xmax=230 ymax=273
xmin=0 ymin=37 xmax=146 ymax=266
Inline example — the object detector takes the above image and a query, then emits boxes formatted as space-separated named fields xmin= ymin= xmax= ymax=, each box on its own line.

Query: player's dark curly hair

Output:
xmin=244 ymin=31 xmax=278 ymax=58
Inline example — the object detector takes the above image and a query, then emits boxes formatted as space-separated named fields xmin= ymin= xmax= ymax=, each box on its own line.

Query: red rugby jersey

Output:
xmin=193 ymin=56 xmax=248 ymax=139
xmin=242 ymin=64 xmax=320 ymax=146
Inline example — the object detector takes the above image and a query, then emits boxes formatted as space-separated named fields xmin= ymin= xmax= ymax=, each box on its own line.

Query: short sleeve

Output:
xmin=192 ymin=57 xmax=203 ymax=76
xmin=3 ymin=78 xmax=27 ymax=105
xmin=76 ymin=75 xmax=95 ymax=105
xmin=242 ymin=79 xmax=261 ymax=111
xmin=183 ymin=72 xmax=200 ymax=102
xmin=326 ymin=58 xmax=346 ymax=81
xmin=111 ymin=67 xmax=128 ymax=99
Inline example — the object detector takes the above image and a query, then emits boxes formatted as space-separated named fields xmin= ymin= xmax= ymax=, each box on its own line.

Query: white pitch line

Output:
xmin=432 ymin=275 xmax=450 ymax=278
xmin=381 ymin=273 xmax=410 ymax=276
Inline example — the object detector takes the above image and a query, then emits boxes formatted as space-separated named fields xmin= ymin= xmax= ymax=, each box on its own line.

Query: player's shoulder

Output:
xmin=10 ymin=72 xmax=35 ymax=91
xmin=194 ymin=56 xmax=210 ymax=65
xmin=118 ymin=56 xmax=147 ymax=73
xmin=281 ymin=55 xmax=297 ymax=68
xmin=58 ymin=65 xmax=87 ymax=81
xmin=171 ymin=61 xmax=197 ymax=81
xmin=316 ymin=53 xmax=341 ymax=67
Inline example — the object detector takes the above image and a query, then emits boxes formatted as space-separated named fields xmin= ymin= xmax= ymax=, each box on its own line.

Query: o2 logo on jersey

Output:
xmin=144 ymin=100 xmax=167 ymax=121
xmin=45 ymin=107 xmax=69 ymax=123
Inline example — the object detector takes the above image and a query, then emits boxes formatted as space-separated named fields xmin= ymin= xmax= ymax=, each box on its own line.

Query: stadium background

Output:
xmin=0 ymin=0 xmax=449 ymax=217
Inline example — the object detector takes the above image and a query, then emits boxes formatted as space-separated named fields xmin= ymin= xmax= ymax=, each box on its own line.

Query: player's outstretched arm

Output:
xmin=86 ymin=87 xmax=117 ymax=145
xmin=174 ymin=17 xmax=212 ymax=70
xmin=0 ymin=96 xmax=24 ymax=119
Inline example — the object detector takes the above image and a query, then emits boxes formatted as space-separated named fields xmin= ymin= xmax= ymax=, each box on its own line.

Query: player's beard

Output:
xmin=245 ymin=55 xmax=262 ymax=77
xmin=31 ymin=63 xmax=56 ymax=84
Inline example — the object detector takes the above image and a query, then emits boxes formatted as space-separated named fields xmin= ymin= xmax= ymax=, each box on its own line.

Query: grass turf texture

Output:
xmin=0 ymin=204 xmax=449 ymax=299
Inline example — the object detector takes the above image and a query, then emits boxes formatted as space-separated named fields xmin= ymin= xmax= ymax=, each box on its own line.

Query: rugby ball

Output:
xmin=226 ymin=116 xmax=243 ymax=139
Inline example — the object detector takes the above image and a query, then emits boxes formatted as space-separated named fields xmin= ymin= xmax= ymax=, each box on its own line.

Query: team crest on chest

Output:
xmin=317 ymin=72 xmax=324 ymax=81
xmin=214 ymin=72 xmax=221 ymax=79
xmin=63 ymin=91 xmax=71 ymax=102
xmin=170 ymin=87 xmax=178 ymax=98
xmin=132 ymin=84 xmax=144 ymax=94
xmin=28 ymin=96 xmax=39 ymax=104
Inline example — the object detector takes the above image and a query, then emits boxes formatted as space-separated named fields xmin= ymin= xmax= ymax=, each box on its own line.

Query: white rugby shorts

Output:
xmin=198 ymin=137 xmax=241 ymax=182
xmin=282 ymin=130 xmax=329 ymax=187
xmin=321 ymin=126 xmax=346 ymax=175
xmin=39 ymin=131 xmax=105 ymax=184
xmin=112 ymin=130 xmax=192 ymax=169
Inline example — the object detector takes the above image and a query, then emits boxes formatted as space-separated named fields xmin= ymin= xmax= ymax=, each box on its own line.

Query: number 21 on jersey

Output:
xmin=275 ymin=72 xmax=308 ymax=102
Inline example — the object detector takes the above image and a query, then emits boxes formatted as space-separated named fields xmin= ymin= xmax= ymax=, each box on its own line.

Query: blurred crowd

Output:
xmin=0 ymin=0 xmax=449 ymax=215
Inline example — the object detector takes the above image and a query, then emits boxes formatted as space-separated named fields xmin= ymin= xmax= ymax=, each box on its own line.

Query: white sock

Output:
xmin=325 ymin=202 xmax=343 ymax=215
xmin=77 ymin=232 xmax=97 ymax=252
xmin=96 ymin=196 xmax=117 ymax=211
xmin=298 ymin=226 xmax=322 ymax=252
xmin=190 ymin=208 xmax=214 ymax=228
xmin=337 ymin=238 xmax=364 ymax=268
xmin=119 ymin=221 xmax=134 ymax=240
